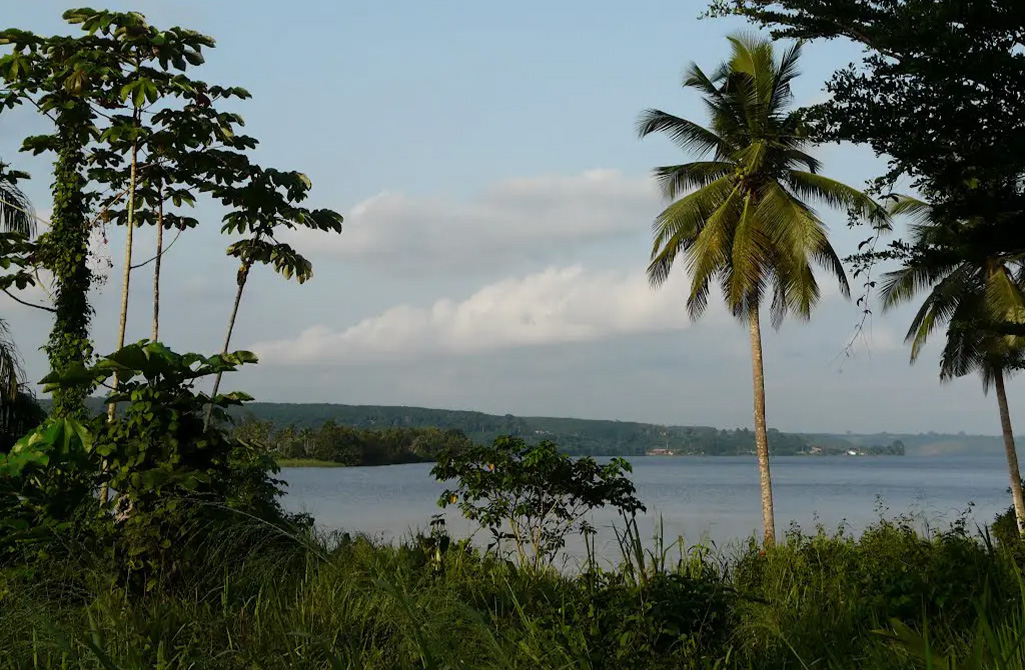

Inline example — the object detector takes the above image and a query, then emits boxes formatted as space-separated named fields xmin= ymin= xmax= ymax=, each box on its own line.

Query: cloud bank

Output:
xmin=250 ymin=265 xmax=720 ymax=364
xmin=287 ymin=169 xmax=660 ymax=273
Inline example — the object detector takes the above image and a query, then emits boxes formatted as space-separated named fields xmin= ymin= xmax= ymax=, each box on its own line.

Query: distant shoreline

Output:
xmin=276 ymin=458 xmax=347 ymax=468
xmin=275 ymin=452 xmax=905 ymax=468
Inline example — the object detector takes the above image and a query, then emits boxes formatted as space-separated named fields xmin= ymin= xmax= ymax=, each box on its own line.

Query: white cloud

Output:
xmin=250 ymin=265 xmax=721 ymax=364
xmin=287 ymin=169 xmax=660 ymax=273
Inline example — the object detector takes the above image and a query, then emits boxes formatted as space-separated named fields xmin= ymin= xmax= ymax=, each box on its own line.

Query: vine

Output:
xmin=43 ymin=101 xmax=94 ymax=419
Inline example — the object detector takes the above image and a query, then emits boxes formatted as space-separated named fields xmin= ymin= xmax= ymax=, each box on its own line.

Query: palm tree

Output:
xmin=0 ymin=179 xmax=35 ymax=406
xmin=0 ymin=176 xmax=45 ymax=448
xmin=881 ymin=196 xmax=1025 ymax=533
xmin=0 ymin=179 xmax=36 ymax=238
xmin=638 ymin=35 xmax=884 ymax=546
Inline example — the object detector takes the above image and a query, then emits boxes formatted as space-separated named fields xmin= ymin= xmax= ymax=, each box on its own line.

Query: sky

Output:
xmin=0 ymin=0 xmax=1014 ymax=435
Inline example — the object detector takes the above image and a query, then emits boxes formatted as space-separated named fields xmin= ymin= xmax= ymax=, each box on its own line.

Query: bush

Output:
xmin=432 ymin=435 xmax=646 ymax=569
xmin=4 ymin=343 xmax=296 ymax=590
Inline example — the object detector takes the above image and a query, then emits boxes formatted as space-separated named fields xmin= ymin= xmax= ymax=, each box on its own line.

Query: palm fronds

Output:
xmin=640 ymin=34 xmax=878 ymax=326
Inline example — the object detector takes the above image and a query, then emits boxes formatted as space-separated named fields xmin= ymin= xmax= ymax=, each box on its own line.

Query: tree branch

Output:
xmin=2 ymin=288 xmax=55 ymax=313
xmin=129 ymin=227 xmax=181 ymax=270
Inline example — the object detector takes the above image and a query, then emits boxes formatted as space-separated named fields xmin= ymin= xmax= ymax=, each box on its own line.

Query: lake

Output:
xmin=279 ymin=454 xmax=1013 ymax=561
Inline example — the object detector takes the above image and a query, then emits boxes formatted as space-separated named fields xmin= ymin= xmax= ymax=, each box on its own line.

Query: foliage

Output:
xmin=0 ymin=9 xmax=342 ymax=418
xmin=0 ymin=417 xmax=98 ymax=562
xmin=234 ymin=415 xmax=475 ymax=466
xmin=41 ymin=102 xmax=95 ymax=419
xmin=432 ymin=436 xmax=645 ymax=569
xmin=731 ymin=516 xmax=1019 ymax=668
xmin=874 ymin=577 xmax=1025 ymax=670
xmin=37 ymin=342 xmax=289 ymax=587
xmin=880 ymin=197 xmax=1025 ymax=382
xmin=639 ymin=34 xmax=883 ymax=323
xmin=710 ymin=0 xmax=1025 ymax=344
xmin=0 ymin=165 xmax=35 ymax=237
xmin=0 ymin=388 xmax=46 ymax=452
xmin=1 ymin=515 xmax=1024 ymax=669
xmin=0 ymin=24 xmax=106 ymax=417
xmin=710 ymin=0 xmax=1025 ymax=214
xmin=992 ymin=481 xmax=1025 ymax=553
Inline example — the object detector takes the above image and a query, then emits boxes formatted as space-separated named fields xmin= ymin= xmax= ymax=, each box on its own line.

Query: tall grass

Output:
xmin=3 ymin=512 xmax=1025 ymax=669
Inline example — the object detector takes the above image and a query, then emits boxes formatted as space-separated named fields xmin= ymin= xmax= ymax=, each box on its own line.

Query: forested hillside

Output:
xmin=44 ymin=398 xmax=997 ymax=460
xmin=225 ymin=402 xmax=911 ymax=459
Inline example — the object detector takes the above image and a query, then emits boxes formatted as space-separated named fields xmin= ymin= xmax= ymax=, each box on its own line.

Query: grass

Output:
xmin=275 ymin=458 xmax=347 ymax=468
xmin=3 ymin=511 xmax=1025 ymax=669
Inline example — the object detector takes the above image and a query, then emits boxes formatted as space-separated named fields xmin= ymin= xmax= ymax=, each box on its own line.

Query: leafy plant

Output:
xmin=0 ymin=417 xmax=98 ymax=561
xmin=39 ymin=341 xmax=287 ymax=587
xmin=875 ymin=575 xmax=1025 ymax=670
xmin=204 ymin=165 xmax=343 ymax=427
xmin=432 ymin=436 xmax=645 ymax=569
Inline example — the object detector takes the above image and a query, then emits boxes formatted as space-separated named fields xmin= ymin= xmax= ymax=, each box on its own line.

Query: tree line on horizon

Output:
xmin=227 ymin=409 xmax=907 ymax=464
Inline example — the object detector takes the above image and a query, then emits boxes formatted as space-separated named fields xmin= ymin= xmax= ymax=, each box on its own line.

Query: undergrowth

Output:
xmin=3 ymin=511 xmax=1025 ymax=669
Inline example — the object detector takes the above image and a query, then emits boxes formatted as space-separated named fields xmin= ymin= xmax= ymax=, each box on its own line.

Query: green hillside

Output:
xmin=226 ymin=402 xmax=905 ymax=457
xmin=47 ymin=398 xmax=1007 ymax=457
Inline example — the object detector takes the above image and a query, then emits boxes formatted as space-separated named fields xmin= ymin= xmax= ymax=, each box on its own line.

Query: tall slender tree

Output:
xmin=881 ymin=196 xmax=1025 ymax=532
xmin=202 ymin=164 xmax=342 ymax=428
xmin=639 ymin=35 xmax=884 ymax=546
xmin=0 ymin=29 xmax=98 ymax=418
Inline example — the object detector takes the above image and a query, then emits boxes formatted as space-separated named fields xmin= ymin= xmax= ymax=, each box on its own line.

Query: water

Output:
xmin=279 ymin=455 xmax=1013 ymax=560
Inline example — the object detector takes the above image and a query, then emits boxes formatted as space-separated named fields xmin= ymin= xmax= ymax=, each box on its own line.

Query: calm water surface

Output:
xmin=280 ymin=455 xmax=1011 ymax=559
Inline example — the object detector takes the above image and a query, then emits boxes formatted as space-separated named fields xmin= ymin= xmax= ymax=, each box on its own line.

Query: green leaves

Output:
xmin=39 ymin=342 xmax=259 ymax=398
xmin=119 ymin=78 xmax=159 ymax=108
xmin=227 ymin=239 xmax=313 ymax=284
xmin=882 ymin=197 xmax=1025 ymax=381
xmin=0 ymin=417 xmax=99 ymax=547
xmin=640 ymin=35 xmax=875 ymax=326
xmin=432 ymin=436 xmax=645 ymax=569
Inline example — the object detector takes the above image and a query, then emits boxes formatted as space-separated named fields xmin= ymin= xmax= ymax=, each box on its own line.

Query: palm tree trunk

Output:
xmin=994 ymin=369 xmax=1025 ymax=533
xmin=748 ymin=307 xmax=776 ymax=547
xmin=152 ymin=185 xmax=163 ymax=342
xmin=204 ymin=262 xmax=251 ymax=429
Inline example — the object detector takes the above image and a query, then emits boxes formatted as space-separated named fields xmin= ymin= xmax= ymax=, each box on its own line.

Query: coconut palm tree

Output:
xmin=0 ymin=176 xmax=44 ymax=448
xmin=638 ymin=35 xmax=884 ymax=546
xmin=881 ymin=195 xmax=1025 ymax=532
xmin=0 ymin=180 xmax=34 ymax=404
xmin=0 ymin=179 xmax=35 ymax=238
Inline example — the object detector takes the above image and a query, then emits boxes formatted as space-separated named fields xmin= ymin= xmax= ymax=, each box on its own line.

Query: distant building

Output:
xmin=646 ymin=448 xmax=675 ymax=456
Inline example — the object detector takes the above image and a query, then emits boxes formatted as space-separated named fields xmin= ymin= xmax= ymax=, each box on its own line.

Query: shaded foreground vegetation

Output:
xmin=6 ymin=511 xmax=1025 ymax=669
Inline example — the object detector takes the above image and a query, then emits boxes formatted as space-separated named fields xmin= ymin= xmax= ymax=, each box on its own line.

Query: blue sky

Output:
xmin=0 ymin=1 xmax=1013 ymax=434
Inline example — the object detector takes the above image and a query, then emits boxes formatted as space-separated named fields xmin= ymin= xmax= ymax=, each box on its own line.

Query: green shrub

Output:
xmin=3 ymin=343 xmax=298 ymax=591
xmin=432 ymin=435 xmax=645 ymax=570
